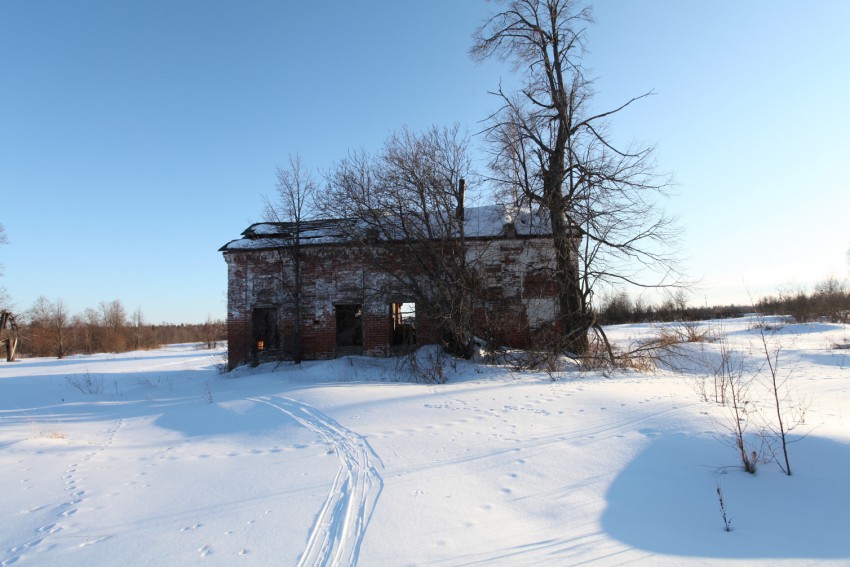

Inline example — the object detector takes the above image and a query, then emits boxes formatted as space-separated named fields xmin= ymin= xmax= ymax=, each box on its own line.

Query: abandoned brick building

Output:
xmin=220 ymin=205 xmax=575 ymax=369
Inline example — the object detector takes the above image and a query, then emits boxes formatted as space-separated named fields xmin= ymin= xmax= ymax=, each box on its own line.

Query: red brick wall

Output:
xmin=364 ymin=312 xmax=390 ymax=356
xmin=223 ymin=236 xmax=566 ymax=367
xmin=226 ymin=318 xmax=252 ymax=369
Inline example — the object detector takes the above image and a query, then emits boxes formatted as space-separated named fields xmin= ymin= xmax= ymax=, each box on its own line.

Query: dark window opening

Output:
xmin=335 ymin=304 xmax=362 ymax=347
xmin=391 ymin=302 xmax=417 ymax=346
xmin=252 ymin=307 xmax=279 ymax=352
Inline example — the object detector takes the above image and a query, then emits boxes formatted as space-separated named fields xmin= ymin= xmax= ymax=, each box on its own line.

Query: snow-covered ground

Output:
xmin=2 ymin=318 xmax=849 ymax=566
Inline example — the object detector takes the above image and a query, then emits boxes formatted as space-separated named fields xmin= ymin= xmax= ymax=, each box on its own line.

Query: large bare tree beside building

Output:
xmin=472 ymin=0 xmax=678 ymax=355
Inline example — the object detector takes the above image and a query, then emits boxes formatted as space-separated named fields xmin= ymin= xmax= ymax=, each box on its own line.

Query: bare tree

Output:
xmin=262 ymin=155 xmax=318 ymax=363
xmin=10 ymin=298 xmax=225 ymax=358
xmin=812 ymin=276 xmax=849 ymax=323
xmin=100 ymin=299 xmax=127 ymax=352
xmin=0 ymin=224 xmax=10 ymax=313
xmin=0 ymin=309 xmax=19 ymax=362
xmin=0 ymin=223 xmax=7 ymax=273
xmin=761 ymin=278 xmax=850 ymax=323
xmin=198 ymin=315 xmax=224 ymax=350
xmin=323 ymin=125 xmax=482 ymax=357
xmin=472 ymin=0 xmax=678 ymax=356
xmin=598 ymin=291 xmax=633 ymax=325
xmin=131 ymin=307 xmax=146 ymax=351
xmin=28 ymin=296 xmax=72 ymax=358
xmin=0 ymin=287 xmax=10 ymax=313
xmin=75 ymin=307 xmax=103 ymax=355
xmin=51 ymin=299 xmax=72 ymax=358
xmin=27 ymin=296 xmax=52 ymax=356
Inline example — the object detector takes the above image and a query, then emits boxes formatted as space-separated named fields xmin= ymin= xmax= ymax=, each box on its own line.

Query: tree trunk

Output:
xmin=550 ymin=207 xmax=588 ymax=355
xmin=545 ymin=149 xmax=589 ymax=356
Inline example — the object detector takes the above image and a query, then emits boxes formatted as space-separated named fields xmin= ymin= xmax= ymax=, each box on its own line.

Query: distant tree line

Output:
xmin=756 ymin=276 xmax=850 ymax=324
xmin=597 ymin=277 xmax=850 ymax=326
xmin=16 ymin=296 xmax=225 ymax=359
xmin=596 ymin=290 xmax=747 ymax=325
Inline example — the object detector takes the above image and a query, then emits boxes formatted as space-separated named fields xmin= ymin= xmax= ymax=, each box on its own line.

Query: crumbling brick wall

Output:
xmin=223 ymin=235 xmax=564 ymax=369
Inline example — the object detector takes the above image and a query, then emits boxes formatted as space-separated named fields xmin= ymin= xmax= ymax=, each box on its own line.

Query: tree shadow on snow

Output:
xmin=724 ymin=321 xmax=847 ymax=338
xmin=0 ymin=345 xmax=300 ymax=441
xmin=154 ymin=397 xmax=300 ymax=437
xmin=3 ymin=349 xmax=213 ymax=370
xmin=601 ymin=433 xmax=850 ymax=559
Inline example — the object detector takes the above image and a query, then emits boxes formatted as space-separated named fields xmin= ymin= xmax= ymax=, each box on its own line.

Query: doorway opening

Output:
xmin=335 ymin=304 xmax=363 ymax=348
xmin=252 ymin=307 xmax=279 ymax=353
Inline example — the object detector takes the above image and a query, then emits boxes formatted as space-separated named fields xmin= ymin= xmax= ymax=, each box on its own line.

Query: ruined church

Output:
xmin=220 ymin=205 xmax=574 ymax=369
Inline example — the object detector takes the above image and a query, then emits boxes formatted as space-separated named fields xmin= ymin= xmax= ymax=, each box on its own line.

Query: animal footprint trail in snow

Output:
xmin=249 ymin=396 xmax=383 ymax=567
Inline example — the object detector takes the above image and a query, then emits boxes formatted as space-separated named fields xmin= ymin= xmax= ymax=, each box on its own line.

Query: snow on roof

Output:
xmin=219 ymin=205 xmax=557 ymax=252
xmin=463 ymin=205 xmax=552 ymax=237
xmin=219 ymin=218 xmax=360 ymax=252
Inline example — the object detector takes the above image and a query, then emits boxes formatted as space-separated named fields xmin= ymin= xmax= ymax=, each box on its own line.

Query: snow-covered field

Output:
xmin=2 ymin=318 xmax=849 ymax=566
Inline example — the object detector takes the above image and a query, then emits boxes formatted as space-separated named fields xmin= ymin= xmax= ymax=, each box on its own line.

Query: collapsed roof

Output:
xmin=220 ymin=205 xmax=561 ymax=252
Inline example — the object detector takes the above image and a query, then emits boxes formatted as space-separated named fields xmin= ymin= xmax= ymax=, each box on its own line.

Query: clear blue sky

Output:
xmin=2 ymin=0 xmax=848 ymax=323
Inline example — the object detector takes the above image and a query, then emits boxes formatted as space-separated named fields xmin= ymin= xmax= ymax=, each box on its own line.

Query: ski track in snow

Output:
xmin=2 ymin=418 xmax=123 ymax=566
xmin=249 ymin=396 xmax=383 ymax=567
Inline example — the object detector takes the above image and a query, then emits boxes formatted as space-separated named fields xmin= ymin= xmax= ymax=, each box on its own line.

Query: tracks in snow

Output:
xmin=2 ymin=418 xmax=123 ymax=566
xmin=249 ymin=396 xmax=382 ymax=567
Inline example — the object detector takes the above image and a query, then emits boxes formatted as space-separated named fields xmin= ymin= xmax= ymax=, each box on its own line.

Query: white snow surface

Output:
xmin=2 ymin=318 xmax=850 ymax=566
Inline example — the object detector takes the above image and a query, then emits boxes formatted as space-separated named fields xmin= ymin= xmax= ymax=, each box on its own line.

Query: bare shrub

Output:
xmin=748 ymin=318 xmax=788 ymax=332
xmin=613 ymin=348 xmax=657 ymax=372
xmin=398 ymin=347 xmax=449 ymax=384
xmin=581 ymin=331 xmax=655 ymax=373
xmin=717 ymin=343 xmax=757 ymax=473
xmin=716 ymin=482 xmax=733 ymax=532
xmin=26 ymin=412 xmax=66 ymax=440
xmin=486 ymin=348 xmax=534 ymax=371
xmin=214 ymin=351 xmax=229 ymax=375
xmin=752 ymin=317 xmax=809 ymax=476
xmin=656 ymin=322 xmax=715 ymax=345
xmin=577 ymin=329 xmax=614 ymax=371
xmin=617 ymin=322 xmax=718 ymax=376
xmin=686 ymin=319 xmax=812 ymax=476
xmin=202 ymin=381 xmax=214 ymax=404
xmin=480 ymin=326 xmax=583 ymax=380
xmin=66 ymin=371 xmax=104 ymax=395
xmin=522 ymin=326 xmax=573 ymax=375
xmin=686 ymin=331 xmax=759 ymax=474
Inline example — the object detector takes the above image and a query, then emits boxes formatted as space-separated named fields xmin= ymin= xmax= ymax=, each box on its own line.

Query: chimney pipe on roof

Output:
xmin=456 ymin=178 xmax=466 ymax=222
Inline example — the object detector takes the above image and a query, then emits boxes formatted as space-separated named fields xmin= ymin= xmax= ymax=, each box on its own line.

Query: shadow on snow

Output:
xmin=602 ymin=432 xmax=850 ymax=559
